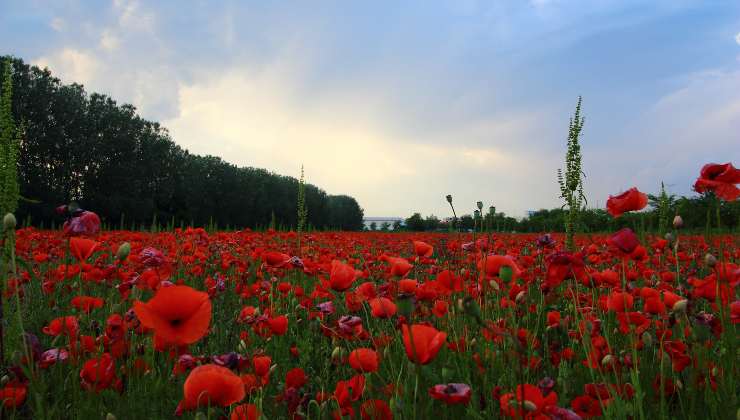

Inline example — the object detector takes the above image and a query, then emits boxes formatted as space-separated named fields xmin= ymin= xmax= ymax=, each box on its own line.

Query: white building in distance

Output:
xmin=363 ymin=217 xmax=404 ymax=230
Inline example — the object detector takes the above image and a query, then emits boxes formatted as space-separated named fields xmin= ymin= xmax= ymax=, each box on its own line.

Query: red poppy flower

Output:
xmin=268 ymin=315 xmax=289 ymax=335
xmin=70 ymin=237 xmax=99 ymax=262
xmin=499 ymin=383 xmax=558 ymax=419
xmin=360 ymin=399 xmax=392 ymax=420
xmin=401 ymin=324 xmax=447 ymax=365
xmin=335 ymin=374 xmax=366 ymax=407
xmin=398 ymin=279 xmax=418 ymax=294
xmin=369 ymin=298 xmax=397 ymax=318
xmin=429 ymin=383 xmax=472 ymax=405
xmin=80 ymin=353 xmax=118 ymax=392
xmin=330 ymin=260 xmax=357 ymax=291
xmin=262 ymin=251 xmax=291 ymax=268
xmin=413 ymin=241 xmax=433 ymax=258
xmin=432 ymin=300 xmax=448 ymax=317
xmin=384 ymin=256 xmax=413 ymax=277
xmin=607 ymin=228 xmax=640 ymax=255
xmin=479 ymin=255 xmax=521 ymax=281
xmin=231 ymin=403 xmax=261 ymax=420
xmin=133 ymin=285 xmax=212 ymax=348
xmin=43 ymin=316 xmax=79 ymax=337
xmin=693 ymin=162 xmax=740 ymax=201
xmin=606 ymin=291 xmax=634 ymax=312
xmin=178 ymin=364 xmax=245 ymax=412
xmin=285 ymin=367 xmax=307 ymax=389
xmin=253 ymin=355 xmax=271 ymax=378
xmin=0 ymin=383 xmax=27 ymax=408
xmin=571 ymin=394 xmax=602 ymax=418
xmin=71 ymin=296 xmax=104 ymax=314
xmin=349 ymin=348 xmax=379 ymax=373
xmin=606 ymin=187 xmax=648 ymax=217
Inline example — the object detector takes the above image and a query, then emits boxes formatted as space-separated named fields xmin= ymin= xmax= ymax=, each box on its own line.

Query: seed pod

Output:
xmin=704 ymin=253 xmax=717 ymax=268
xmin=116 ymin=242 xmax=131 ymax=262
xmin=3 ymin=213 xmax=16 ymax=230
xmin=672 ymin=299 xmax=688 ymax=313
xmin=672 ymin=215 xmax=683 ymax=229
xmin=106 ymin=414 xmax=117 ymax=420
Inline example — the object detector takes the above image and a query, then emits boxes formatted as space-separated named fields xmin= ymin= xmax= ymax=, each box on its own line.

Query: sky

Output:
xmin=2 ymin=0 xmax=740 ymax=218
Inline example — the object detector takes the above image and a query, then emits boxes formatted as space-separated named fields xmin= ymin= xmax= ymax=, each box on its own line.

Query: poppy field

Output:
xmin=0 ymin=212 xmax=738 ymax=419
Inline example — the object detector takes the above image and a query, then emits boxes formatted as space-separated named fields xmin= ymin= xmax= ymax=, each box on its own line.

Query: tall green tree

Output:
xmin=0 ymin=61 xmax=19 ymax=215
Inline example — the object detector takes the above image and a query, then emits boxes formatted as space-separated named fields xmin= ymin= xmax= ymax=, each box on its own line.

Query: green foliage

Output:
xmin=0 ymin=56 xmax=364 ymax=230
xmin=648 ymin=182 xmax=677 ymax=234
xmin=557 ymin=97 xmax=586 ymax=249
xmin=0 ymin=61 xmax=19 ymax=214
xmin=405 ymin=212 xmax=425 ymax=231
xmin=296 ymin=165 xmax=308 ymax=233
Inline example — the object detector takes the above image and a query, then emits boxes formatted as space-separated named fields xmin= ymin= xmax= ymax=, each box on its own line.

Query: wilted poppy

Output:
xmin=63 ymin=210 xmax=101 ymax=236
xmin=178 ymin=364 xmax=245 ymax=412
xmin=607 ymin=228 xmax=640 ymax=255
xmin=693 ymin=162 xmax=740 ymax=201
xmin=401 ymin=324 xmax=447 ymax=365
xmin=133 ymin=285 xmax=212 ymax=348
xmin=429 ymin=383 xmax=472 ymax=405
xmin=606 ymin=187 xmax=648 ymax=217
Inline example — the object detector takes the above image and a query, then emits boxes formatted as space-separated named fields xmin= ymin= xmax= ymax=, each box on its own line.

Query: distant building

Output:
xmin=363 ymin=217 xmax=405 ymax=230
xmin=526 ymin=210 xmax=537 ymax=218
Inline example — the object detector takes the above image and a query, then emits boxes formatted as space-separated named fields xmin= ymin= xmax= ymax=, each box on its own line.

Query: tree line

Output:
xmin=399 ymin=193 xmax=740 ymax=233
xmin=0 ymin=56 xmax=364 ymax=231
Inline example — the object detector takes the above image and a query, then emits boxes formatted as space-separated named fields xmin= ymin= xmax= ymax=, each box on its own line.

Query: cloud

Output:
xmin=36 ymin=48 xmax=100 ymax=84
xmin=50 ymin=17 xmax=66 ymax=32
xmin=736 ymin=32 xmax=740 ymax=46
xmin=588 ymin=68 xmax=740 ymax=202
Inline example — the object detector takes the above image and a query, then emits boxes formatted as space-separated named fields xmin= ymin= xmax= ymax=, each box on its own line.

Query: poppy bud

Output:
xmin=672 ymin=215 xmax=683 ymax=229
xmin=238 ymin=340 xmax=248 ymax=354
xmin=446 ymin=195 xmax=453 ymax=204
xmin=601 ymin=354 xmax=615 ymax=367
xmin=106 ymin=414 xmax=117 ymax=420
xmin=3 ymin=213 xmax=16 ymax=230
xmin=0 ymin=375 xmax=8 ymax=386
xmin=515 ymin=291 xmax=526 ymax=304
xmin=462 ymin=297 xmax=482 ymax=323
xmin=442 ymin=367 xmax=452 ymax=380
xmin=675 ymin=379 xmax=683 ymax=390
xmin=116 ymin=242 xmax=131 ymax=262
xmin=641 ymin=332 xmax=653 ymax=347
xmin=476 ymin=201 xmax=483 ymax=210
xmin=672 ymin=299 xmax=688 ymax=313
xmin=499 ymin=266 xmax=513 ymax=283
xmin=488 ymin=279 xmax=500 ymax=292
xmin=194 ymin=413 xmax=207 ymax=420
xmin=396 ymin=295 xmax=415 ymax=319
xmin=331 ymin=346 xmax=342 ymax=363
xmin=664 ymin=232 xmax=674 ymax=243
xmin=704 ymin=253 xmax=717 ymax=268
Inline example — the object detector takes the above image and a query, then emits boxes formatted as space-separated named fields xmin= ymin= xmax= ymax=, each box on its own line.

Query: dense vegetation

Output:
xmin=398 ymin=194 xmax=740 ymax=233
xmin=0 ymin=56 xmax=364 ymax=231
